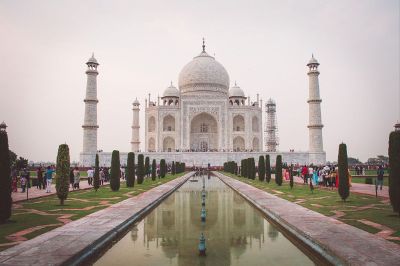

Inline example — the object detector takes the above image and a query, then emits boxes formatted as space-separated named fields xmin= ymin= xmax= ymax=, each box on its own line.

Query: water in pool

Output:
xmin=94 ymin=175 xmax=315 ymax=266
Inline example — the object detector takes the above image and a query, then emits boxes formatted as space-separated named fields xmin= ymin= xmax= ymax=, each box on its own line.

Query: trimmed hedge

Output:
xmin=338 ymin=143 xmax=349 ymax=201
xmin=137 ymin=154 xmax=144 ymax=184
xmin=389 ymin=131 xmax=400 ymax=215
xmin=265 ymin=155 xmax=271 ymax=183
xmin=126 ymin=152 xmax=135 ymax=187
xmin=0 ymin=130 xmax=11 ymax=222
xmin=275 ymin=155 xmax=282 ymax=186
xmin=56 ymin=144 xmax=70 ymax=205
xmin=110 ymin=150 xmax=120 ymax=191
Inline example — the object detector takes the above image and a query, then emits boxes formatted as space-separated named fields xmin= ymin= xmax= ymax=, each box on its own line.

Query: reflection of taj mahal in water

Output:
xmin=80 ymin=40 xmax=326 ymax=167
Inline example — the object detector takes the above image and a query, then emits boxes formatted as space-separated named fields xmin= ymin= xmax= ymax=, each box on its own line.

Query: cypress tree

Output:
xmin=338 ymin=143 xmax=349 ymax=201
xmin=145 ymin=156 xmax=150 ymax=177
xmin=137 ymin=154 xmax=144 ymax=184
xmin=126 ymin=152 xmax=135 ymax=187
xmin=151 ymin=159 xmax=157 ymax=180
xmin=56 ymin=144 xmax=70 ymax=205
xmin=265 ymin=155 xmax=271 ymax=183
xmin=160 ymin=159 xmax=166 ymax=178
xmin=389 ymin=130 xmax=400 ymax=215
xmin=110 ymin=150 xmax=121 ymax=191
xmin=93 ymin=154 xmax=100 ymax=191
xmin=248 ymin=158 xmax=255 ymax=180
xmin=275 ymin=155 xmax=282 ymax=186
xmin=258 ymin=155 xmax=265 ymax=181
xmin=172 ymin=161 xmax=176 ymax=175
xmin=242 ymin=159 xmax=247 ymax=178
xmin=0 ymin=130 xmax=11 ymax=223
xmin=289 ymin=165 xmax=294 ymax=189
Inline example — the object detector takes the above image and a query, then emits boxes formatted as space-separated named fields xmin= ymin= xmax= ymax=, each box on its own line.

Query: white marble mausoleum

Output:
xmin=80 ymin=41 xmax=326 ymax=167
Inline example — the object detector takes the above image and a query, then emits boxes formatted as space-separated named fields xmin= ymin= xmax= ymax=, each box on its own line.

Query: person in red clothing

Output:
xmin=301 ymin=165 xmax=308 ymax=184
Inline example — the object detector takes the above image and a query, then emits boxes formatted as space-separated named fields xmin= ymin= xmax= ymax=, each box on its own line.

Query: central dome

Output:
xmin=178 ymin=47 xmax=230 ymax=95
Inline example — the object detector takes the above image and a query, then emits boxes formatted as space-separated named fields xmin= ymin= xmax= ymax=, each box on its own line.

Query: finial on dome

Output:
xmin=170 ymin=81 xmax=173 ymax=87
xmin=234 ymin=81 xmax=237 ymax=86
xmin=202 ymin=38 xmax=205 ymax=52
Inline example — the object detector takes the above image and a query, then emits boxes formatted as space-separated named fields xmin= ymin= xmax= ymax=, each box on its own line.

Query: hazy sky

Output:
xmin=0 ymin=0 xmax=398 ymax=163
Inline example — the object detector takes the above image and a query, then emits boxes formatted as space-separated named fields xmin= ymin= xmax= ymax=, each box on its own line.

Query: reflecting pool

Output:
xmin=94 ymin=175 xmax=315 ymax=266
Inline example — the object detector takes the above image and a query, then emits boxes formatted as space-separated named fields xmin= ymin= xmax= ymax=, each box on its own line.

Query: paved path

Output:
xmin=12 ymin=181 xmax=109 ymax=203
xmin=291 ymin=175 xmax=389 ymax=198
xmin=215 ymin=172 xmax=400 ymax=266
xmin=0 ymin=173 xmax=192 ymax=266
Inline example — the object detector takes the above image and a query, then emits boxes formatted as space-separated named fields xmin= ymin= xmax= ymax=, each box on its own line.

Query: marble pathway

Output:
xmin=215 ymin=172 xmax=400 ymax=266
xmin=0 ymin=173 xmax=192 ymax=266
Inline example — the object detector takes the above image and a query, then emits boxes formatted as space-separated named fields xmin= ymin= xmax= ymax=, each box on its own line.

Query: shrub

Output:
xmin=338 ymin=143 xmax=350 ymax=201
xmin=258 ymin=156 xmax=265 ymax=181
xmin=275 ymin=155 xmax=282 ymax=186
xmin=0 ymin=130 xmax=11 ymax=223
xmin=145 ymin=156 xmax=150 ymax=177
xmin=389 ymin=130 xmax=400 ymax=215
xmin=126 ymin=152 xmax=135 ymax=187
xmin=265 ymin=155 xmax=271 ymax=183
xmin=137 ymin=154 xmax=144 ymax=184
xmin=249 ymin=158 xmax=256 ymax=180
xmin=151 ymin=159 xmax=156 ymax=180
xmin=160 ymin=159 xmax=166 ymax=178
xmin=110 ymin=150 xmax=121 ymax=191
xmin=93 ymin=154 xmax=100 ymax=191
xmin=289 ymin=165 xmax=294 ymax=189
xmin=56 ymin=144 xmax=70 ymax=205
xmin=172 ymin=161 xmax=176 ymax=175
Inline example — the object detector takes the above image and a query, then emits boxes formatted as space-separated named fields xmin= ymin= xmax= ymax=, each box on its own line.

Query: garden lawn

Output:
xmin=0 ymin=173 xmax=185 ymax=251
xmin=221 ymin=172 xmax=400 ymax=245
xmin=351 ymin=177 xmax=389 ymax=186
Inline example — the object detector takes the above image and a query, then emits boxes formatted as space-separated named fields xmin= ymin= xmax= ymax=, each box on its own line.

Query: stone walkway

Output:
xmin=215 ymin=172 xmax=400 ymax=266
xmin=0 ymin=173 xmax=192 ymax=266
xmin=12 ymin=181 xmax=109 ymax=203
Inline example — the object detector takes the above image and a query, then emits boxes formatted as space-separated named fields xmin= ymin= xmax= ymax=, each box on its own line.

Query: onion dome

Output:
xmin=229 ymin=82 xmax=245 ymax=98
xmin=162 ymin=82 xmax=180 ymax=98
xmin=307 ymin=54 xmax=319 ymax=66
xmin=133 ymin=98 xmax=140 ymax=106
xmin=0 ymin=121 xmax=7 ymax=131
xmin=178 ymin=39 xmax=230 ymax=94
xmin=87 ymin=53 xmax=99 ymax=65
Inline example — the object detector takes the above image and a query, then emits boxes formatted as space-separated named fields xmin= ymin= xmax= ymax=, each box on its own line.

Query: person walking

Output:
xmin=100 ymin=168 xmax=105 ymax=185
xmin=87 ymin=168 xmax=94 ymax=186
xmin=37 ymin=167 xmax=43 ymax=189
xmin=73 ymin=167 xmax=80 ymax=189
xmin=69 ymin=168 xmax=74 ymax=189
xmin=45 ymin=166 xmax=55 ymax=193
xmin=376 ymin=165 xmax=384 ymax=190
xmin=301 ymin=165 xmax=308 ymax=184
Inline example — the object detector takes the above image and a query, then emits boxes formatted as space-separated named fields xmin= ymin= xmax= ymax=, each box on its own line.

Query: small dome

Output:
xmin=229 ymin=82 xmax=245 ymax=98
xmin=266 ymin=98 xmax=276 ymax=105
xmin=87 ymin=53 xmax=99 ymax=65
xmin=0 ymin=121 xmax=7 ymax=129
xmin=133 ymin=98 xmax=140 ymax=106
xmin=163 ymin=82 xmax=180 ymax=98
xmin=307 ymin=54 xmax=319 ymax=66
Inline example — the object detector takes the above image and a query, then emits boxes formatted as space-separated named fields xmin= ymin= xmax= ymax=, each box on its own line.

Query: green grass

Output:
xmin=0 ymin=173 xmax=185 ymax=251
xmin=351 ymin=177 xmax=389 ymax=186
xmin=221 ymin=172 xmax=400 ymax=244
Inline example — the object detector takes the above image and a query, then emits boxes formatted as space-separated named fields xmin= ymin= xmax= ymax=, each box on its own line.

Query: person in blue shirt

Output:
xmin=45 ymin=166 xmax=55 ymax=193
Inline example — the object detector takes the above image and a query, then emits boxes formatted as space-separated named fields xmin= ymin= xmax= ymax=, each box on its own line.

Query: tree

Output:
xmin=16 ymin=156 xmax=28 ymax=171
xmin=389 ymin=131 xmax=400 ymax=215
xmin=160 ymin=159 xmax=166 ymax=178
xmin=258 ymin=155 xmax=265 ymax=181
xmin=275 ymin=155 xmax=282 ymax=186
xmin=172 ymin=161 xmax=176 ymax=175
xmin=137 ymin=154 xmax=144 ymax=184
xmin=289 ymin=165 xmax=294 ymax=189
xmin=265 ymin=155 xmax=271 ymax=183
xmin=56 ymin=144 xmax=70 ymax=205
xmin=249 ymin=158 xmax=256 ymax=180
xmin=9 ymin=150 xmax=17 ymax=168
xmin=93 ymin=154 xmax=100 ymax=191
xmin=338 ymin=143 xmax=350 ymax=201
xmin=151 ymin=159 xmax=157 ymax=180
xmin=126 ymin=152 xmax=135 ymax=187
xmin=145 ymin=156 xmax=150 ymax=177
xmin=110 ymin=150 xmax=121 ymax=191
xmin=0 ymin=130 xmax=11 ymax=223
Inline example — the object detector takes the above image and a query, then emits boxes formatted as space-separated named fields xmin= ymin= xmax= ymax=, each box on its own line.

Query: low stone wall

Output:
xmin=214 ymin=172 xmax=400 ymax=266
xmin=0 ymin=172 xmax=193 ymax=266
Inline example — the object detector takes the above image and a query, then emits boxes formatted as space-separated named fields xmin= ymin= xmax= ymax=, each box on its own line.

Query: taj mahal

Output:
xmin=80 ymin=40 xmax=325 ymax=167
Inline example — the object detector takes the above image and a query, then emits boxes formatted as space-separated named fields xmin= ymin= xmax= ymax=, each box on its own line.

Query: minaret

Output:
xmin=131 ymin=98 xmax=140 ymax=152
xmin=265 ymin=98 xmax=279 ymax=152
xmin=307 ymin=54 xmax=324 ymax=154
xmin=82 ymin=54 xmax=99 ymax=161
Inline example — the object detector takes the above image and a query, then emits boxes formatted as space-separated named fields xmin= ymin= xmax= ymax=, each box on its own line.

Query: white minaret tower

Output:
xmin=265 ymin=98 xmax=279 ymax=152
xmin=81 ymin=54 xmax=99 ymax=166
xmin=307 ymin=54 xmax=325 ymax=163
xmin=131 ymin=98 xmax=140 ymax=152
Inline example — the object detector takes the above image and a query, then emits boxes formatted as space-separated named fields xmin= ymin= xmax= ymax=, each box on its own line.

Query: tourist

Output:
xmin=120 ymin=167 xmax=125 ymax=180
xmin=87 ymin=167 xmax=94 ymax=185
xmin=308 ymin=166 xmax=314 ymax=185
xmin=301 ymin=165 xmax=308 ymax=184
xmin=100 ymin=168 xmax=105 ymax=185
xmin=37 ymin=167 xmax=43 ymax=189
xmin=69 ymin=168 xmax=74 ymax=188
xmin=45 ymin=166 xmax=54 ymax=193
xmin=22 ymin=168 xmax=30 ymax=190
xmin=73 ymin=167 xmax=80 ymax=189
xmin=312 ymin=167 xmax=319 ymax=186
xmin=20 ymin=175 xmax=26 ymax=192
xmin=376 ymin=165 xmax=384 ymax=190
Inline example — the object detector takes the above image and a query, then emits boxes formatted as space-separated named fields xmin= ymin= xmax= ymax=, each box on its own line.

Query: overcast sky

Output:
xmin=0 ymin=0 xmax=398 ymax=163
